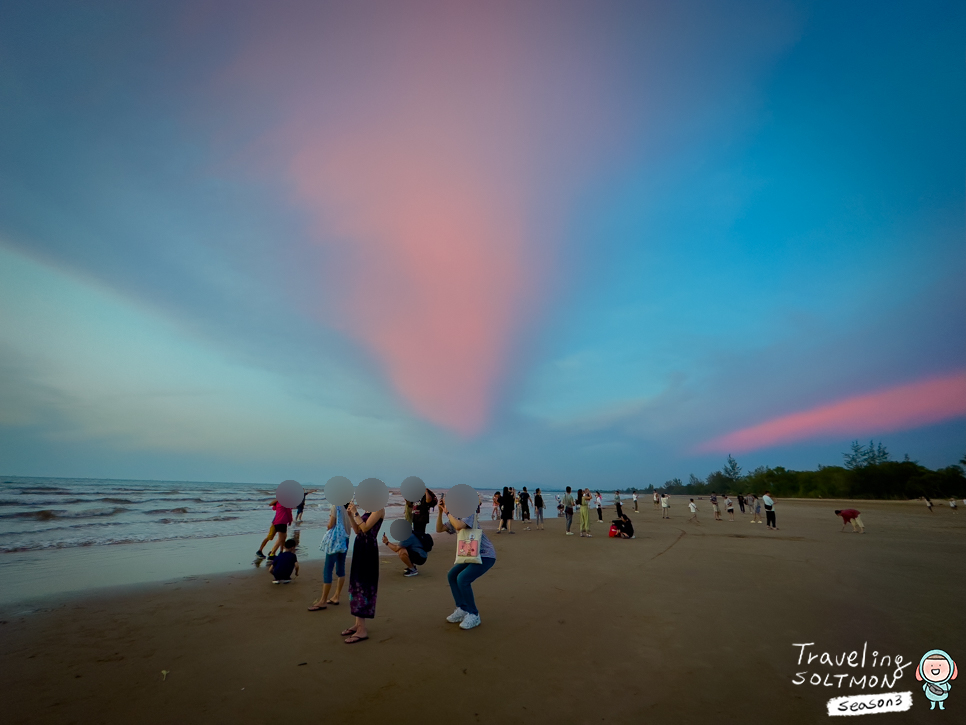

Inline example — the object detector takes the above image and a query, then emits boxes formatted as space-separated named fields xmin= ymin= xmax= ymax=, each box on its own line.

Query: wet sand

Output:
xmin=1 ymin=498 xmax=963 ymax=724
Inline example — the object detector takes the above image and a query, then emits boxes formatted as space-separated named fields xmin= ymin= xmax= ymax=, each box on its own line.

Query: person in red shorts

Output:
xmin=835 ymin=508 xmax=865 ymax=533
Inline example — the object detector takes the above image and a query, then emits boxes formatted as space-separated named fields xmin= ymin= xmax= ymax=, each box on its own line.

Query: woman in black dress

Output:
xmin=497 ymin=486 xmax=515 ymax=534
xmin=342 ymin=501 xmax=384 ymax=644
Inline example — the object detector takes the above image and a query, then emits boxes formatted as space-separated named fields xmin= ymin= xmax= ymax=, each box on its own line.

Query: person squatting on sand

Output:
xmin=579 ymin=488 xmax=593 ymax=537
xmin=342 ymin=500 xmax=384 ymax=644
xmin=835 ymin=508 xmax=865 ymax=533
xmin=269 ymin=539 xmax=299 ymax=583
xmin=382 ymin=528 xmax=428 ymax=577
xmin=562 ymin=486 xmax=576 ymax=535
xmin=611 ymin=513 xmax=634 ymax=538
xmin=437 ymin=499 xmax=496 ymax=630
xmin=309 ymin=503 xmax=349 ymax=610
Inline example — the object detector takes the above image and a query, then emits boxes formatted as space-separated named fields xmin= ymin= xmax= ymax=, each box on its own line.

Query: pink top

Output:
xmin=272 ymin=502 xmax=293 ymax=525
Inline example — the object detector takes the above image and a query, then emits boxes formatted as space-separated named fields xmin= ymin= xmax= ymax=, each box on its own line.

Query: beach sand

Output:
xmin=1 ymin=498 xmax=963 ymax=724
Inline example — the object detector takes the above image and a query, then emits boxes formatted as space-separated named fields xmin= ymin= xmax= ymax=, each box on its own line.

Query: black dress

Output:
xmin=349 ymin=512 xmax=382 ymax=618
xmin=500 ymin=495 xmax=514 ymax=523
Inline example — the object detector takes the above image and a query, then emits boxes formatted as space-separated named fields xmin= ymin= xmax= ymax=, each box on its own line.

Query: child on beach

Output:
xmin=687 ymin=498 xmax=699 ymax=524
xmin=661 ymin=493 xmax=670 ymax=518
xmin=751 ymin=496 xmax=762 ymax=524
xmin=725 ymin=497 xmax=734 ymax=521
xmin=269 ymin=539 xmax=299 ymax=583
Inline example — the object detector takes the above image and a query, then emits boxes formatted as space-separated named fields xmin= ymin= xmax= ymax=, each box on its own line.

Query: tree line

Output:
xmin=635 ymin=442 xmax=966 ymax=500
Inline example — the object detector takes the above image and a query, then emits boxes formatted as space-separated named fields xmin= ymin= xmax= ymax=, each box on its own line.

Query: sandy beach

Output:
xmin=1 ymin=498 xmax=964 ymax=724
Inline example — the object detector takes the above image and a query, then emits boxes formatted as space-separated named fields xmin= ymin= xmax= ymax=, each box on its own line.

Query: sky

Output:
xmin=1 ymin=0 xmax=964 ymax=487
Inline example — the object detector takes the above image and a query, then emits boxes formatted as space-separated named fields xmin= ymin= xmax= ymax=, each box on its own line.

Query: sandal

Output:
xmin=340 ymin=627 xmax=358 ymax=637
xmin=344 ymin=634 xmax=368 ymax=644
xmin=307 ymin=604 xmax=327 ymax=611
xmin=325 ymin=600 xmax=339 ymax=606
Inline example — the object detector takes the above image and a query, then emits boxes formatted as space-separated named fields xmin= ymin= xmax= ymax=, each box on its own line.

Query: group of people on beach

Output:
xmin=682 ymin=492 xmax=779 ymax=529
xmin=256 ymin=486 xmax=497 ymax=643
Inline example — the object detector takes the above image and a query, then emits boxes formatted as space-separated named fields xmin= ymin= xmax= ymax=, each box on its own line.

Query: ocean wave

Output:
xmin=144 ymin=507 xmax=189 ymax=515
xmin=0 ymin=507 xmax=129 ymax=521
xmin=155 ymin=515 xmax=240 ymax=524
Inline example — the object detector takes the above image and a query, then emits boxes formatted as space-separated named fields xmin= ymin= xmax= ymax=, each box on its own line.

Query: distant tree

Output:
xmin=688 ymin=474 xmax=703 ymax=487
xmin=722 ymin=454 xmax=742 ymax=482
xmin=844 ymin=440 xmax=866 ymax=470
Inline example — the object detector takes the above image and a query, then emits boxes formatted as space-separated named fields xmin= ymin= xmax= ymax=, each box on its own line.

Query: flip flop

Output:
xmin=340 ymin=627 xmax=358 ymax=637
xmin=344 ymin=634 xmax=368 ymax=644
xmin=325 ymin=600 xmax=340 ymax=606
xmin=307 ymin=604 xmax=326 ymax=611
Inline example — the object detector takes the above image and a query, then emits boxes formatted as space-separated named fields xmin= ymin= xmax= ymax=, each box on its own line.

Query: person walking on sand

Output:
xmin=255 ymin=498 xmax=279 ymax=559
xmin=534 ymin=488 xmax=546 ymax=530
xmin=497 ymin=486 xmax=515 ymax=534
xmin=950 ymin=498 xmax=958 ymax=513
xmin=687 ymin=498 xmax=699 ymax=524
xmin=266 ymin=499 xmax=293 ymax=559
xmin=835 ymin=508 xmax=865 ymax=533
xmin=579 ymin=488 xmax=593 ymax=537
xmin=562 ymin=487 xmax=576 ymax=535
xmin=661 ymin=493 xmax=670 ymax=519
xmin=633 ymin=490 xmax=639 ymax=512
xmin=437 ymin=501 xmax=496 ymax=630
xmin=309 ymin=503 xmax=350 ymax=610
xmin=925 ymin=497 xmax=934 ymax=514
xmin=614 ymin=490 xmax=623 ymax=518
xmin=737 ymin=494 xmax=746 ymax=514
xmin=725 ymin=496 xmax=735 ymax=521
xmin=596 ymin=491 xmax=604 ymax=523
xmin=519 ymin=487 xmax=532 ymax=530
xmin=763 ymin=491 xmax=778 ymax=530
xmin=341 ymin=500 xmax=384 ymax=644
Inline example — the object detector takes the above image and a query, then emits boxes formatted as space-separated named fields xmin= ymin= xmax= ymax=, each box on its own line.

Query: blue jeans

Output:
xmin=447 ymin=558 xmax=495 ymax=615
xmin=323 ymin=552 xmax=346 ymax=584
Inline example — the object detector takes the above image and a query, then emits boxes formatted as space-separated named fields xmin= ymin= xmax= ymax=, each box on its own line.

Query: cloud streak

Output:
xmin=697 ymin=371 xmax=966 ymax=454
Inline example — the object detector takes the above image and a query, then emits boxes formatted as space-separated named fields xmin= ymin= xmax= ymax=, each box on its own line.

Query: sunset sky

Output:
xmin=1 ymin=0 xmax=963 ymax=487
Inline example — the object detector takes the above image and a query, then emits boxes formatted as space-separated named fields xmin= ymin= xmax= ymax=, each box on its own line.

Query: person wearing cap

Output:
xmin=835 ymin=508 xmax=865 ymax=533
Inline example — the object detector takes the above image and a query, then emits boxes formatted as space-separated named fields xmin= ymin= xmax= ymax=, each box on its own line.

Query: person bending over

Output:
xmin=382 ymin=530 xmax=428 ymax=577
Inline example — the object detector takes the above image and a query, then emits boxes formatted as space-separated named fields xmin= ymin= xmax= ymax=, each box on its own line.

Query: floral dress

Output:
xmin=349 ymin=512 xmax=382 ymax=619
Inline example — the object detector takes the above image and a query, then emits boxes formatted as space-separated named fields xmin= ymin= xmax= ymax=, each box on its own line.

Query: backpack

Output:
xmin=417 ymin=532 xmax=435 ymax=552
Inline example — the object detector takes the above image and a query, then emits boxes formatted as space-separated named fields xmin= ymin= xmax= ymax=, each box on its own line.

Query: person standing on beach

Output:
xmin=492 ymin=492 xmax=500 ymax=520
xmin=661 ymin=493 xmax=670 ymax=519
xmin=579 ymin=488 xmax=593 ymax=537
xmin=614 ymin=491 xmax=623 ymax=518
xmin=925 ymin=497 xmax=934 ymax=514
xmin=725 ymin=496 xmax=735 ymax=521
xmin=498 ymin=487 xmax=515 ymax=534
xmin=437 ymin=501 xmax=496 ymax=630
xmin=596 ymin=491 xmax=603 ymax=523
xmin=514 ymin=488 xmax=521 ymax=521
xmin=762 ymin=491 xmax=778 ymax=530
xmin=411 ymin=487 xmax=438 ymax=537
xmin=519 ymin=487 xmax=532 ymax=530
xmin=950 ymin=498 xmax=959 ymax=513
xmin=309 ymin=504 xmax=349 ymax=610
xmin=835 ymin=508 xmax=865 ymax=533
xmin=710 ymin=492 xmax=721 ymax=521
xmin=687 ymin=499 xmax=699 ymax=524
xmin=737 ymin=494 xmax=746 ymax=514
xmin=342 ymin=500 xmax=384 ymax=644
xmin=751 ymin=495 xmax=762 ymax=524
xmin=653 ymin=491 xmax=660 ymax=508
xmin=562 ymin=487 xmax=576 ymax=535
xmin=534 ymin=488 xmax=545 ymax=530
xmin=633 ymin=490 xmax=639 ymax=512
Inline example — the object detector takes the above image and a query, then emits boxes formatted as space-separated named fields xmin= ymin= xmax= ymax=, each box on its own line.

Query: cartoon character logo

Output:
xmin=916 ymin=649 xmax=958 ymax=710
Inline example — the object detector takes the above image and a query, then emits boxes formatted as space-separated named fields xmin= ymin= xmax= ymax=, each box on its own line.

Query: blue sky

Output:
xmin=1 ymin=0 xmax=963 ymax=486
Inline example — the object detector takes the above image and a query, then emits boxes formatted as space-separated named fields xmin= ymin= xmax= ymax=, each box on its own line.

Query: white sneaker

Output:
xmin=446 ymin=607 xmax=468 ymax=623
xmin=459 ymin=613 xmax=482 ymax=630
xmin=566 ymin=531 xmax=574 ymax=535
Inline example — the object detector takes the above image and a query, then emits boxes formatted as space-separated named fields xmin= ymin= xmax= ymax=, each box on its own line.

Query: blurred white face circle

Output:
xmin=389 ymin=518 xmax=413 ymax=542
xmin=400 ymin=476 xmax=427 ymax=503
xmin=324 ymin=476 xmax=353 ymax=507
xmin=356 ymin=478 xmax=389 ymax=511
xmin=276 ymin=480 xmax=303 ymax=509
xmin=446 ymin=484 xmax=479 ymax=518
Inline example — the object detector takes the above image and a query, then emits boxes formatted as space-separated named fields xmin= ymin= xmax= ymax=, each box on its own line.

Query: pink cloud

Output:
xmin=207 ymin=2 xmax=620 ymax=435
xmin=697 ymin=371 xmax=966 ymax=454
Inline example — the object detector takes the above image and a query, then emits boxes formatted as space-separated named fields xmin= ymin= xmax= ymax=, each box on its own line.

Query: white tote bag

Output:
xmin=455 ymin=514 xmax=484 ymax=565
